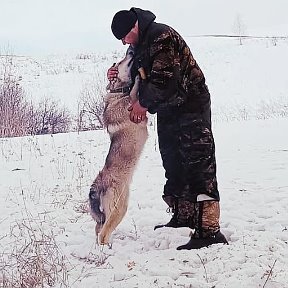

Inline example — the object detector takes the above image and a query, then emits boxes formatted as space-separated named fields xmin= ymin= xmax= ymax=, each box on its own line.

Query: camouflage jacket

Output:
xmin=131 ymin=7 xmax=211 ymax=115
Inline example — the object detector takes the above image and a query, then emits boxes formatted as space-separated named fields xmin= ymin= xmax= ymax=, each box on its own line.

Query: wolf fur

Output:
xmin=89 ymin=52 xmax=148 ymax=245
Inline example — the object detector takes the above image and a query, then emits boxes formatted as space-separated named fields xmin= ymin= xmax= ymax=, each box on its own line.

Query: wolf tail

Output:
xmin=89 ymin=181 xmax=106 ymax=225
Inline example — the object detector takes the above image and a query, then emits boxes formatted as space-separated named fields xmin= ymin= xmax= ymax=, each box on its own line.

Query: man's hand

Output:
xmin=107 ymin=63 xmax=118 ymax=81
xmin=128 ymin=100 xmax=148 ymax=124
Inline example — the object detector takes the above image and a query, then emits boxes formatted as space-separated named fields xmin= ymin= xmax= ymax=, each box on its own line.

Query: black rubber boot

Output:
xmin=177 ymin=230 xmax=228 ymax=250
xmin=154 ymin=196 xmax=195 ymax=230
xmin=176 ymin=201 xmax=228 ymax=250
xmin=154 ymin=196 xmax=181 ymax=230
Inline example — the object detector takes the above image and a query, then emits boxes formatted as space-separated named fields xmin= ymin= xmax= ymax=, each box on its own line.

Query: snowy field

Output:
xmin=1 ymin=38 xmax=288 ymax=287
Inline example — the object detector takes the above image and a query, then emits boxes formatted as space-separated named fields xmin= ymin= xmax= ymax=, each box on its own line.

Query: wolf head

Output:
xmin=107 ymin=51 xmax=134 ymax=91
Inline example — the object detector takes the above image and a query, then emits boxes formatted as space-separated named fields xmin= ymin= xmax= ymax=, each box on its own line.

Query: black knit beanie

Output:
xmin=111 ymin=9 xmax=137 ymax=40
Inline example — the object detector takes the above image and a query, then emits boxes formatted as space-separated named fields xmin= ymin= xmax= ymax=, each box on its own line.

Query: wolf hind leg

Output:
xmin=98 ymin=186 xmax=129 ymax=245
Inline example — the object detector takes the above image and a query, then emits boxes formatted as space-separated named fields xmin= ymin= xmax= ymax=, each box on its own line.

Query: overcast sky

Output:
xmin=1 ymin=0 xmax=287 ymax=55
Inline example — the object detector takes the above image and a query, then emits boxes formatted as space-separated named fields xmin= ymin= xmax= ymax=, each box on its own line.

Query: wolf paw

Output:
xmin=98 ymin=232 xmax=111 ymax=246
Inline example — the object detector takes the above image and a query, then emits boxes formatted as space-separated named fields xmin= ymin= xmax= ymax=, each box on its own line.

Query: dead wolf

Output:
xmin=89 ymin=52 xmax=148 ymax=245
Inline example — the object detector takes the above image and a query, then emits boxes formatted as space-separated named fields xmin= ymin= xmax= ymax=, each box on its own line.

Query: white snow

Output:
xmin=1 ymin=37 xmax=288 ymax=287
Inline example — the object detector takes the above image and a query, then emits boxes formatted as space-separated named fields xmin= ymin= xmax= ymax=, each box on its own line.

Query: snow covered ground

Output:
xmin=1 ymin=38 xmax=288 ymax=287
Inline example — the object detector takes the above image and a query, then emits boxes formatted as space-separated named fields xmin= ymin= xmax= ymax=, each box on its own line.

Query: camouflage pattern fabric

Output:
xmin=133 ymin=26 xmax=211 ymax=114
xmin=161 ymin=197 xmax=220 ymax=235
xmin=131 ymin=8 xmax=220 ymax=213
xmin=157 ymin=110 xmax=219 ymax=202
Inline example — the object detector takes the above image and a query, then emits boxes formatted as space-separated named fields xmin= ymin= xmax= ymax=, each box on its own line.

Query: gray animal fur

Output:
xmin=89 ymin=52 xmax=148 ymax=244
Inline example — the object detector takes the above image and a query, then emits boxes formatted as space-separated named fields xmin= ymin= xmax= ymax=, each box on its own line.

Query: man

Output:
xmin=108 ymin=7 xmax=228 ymax=249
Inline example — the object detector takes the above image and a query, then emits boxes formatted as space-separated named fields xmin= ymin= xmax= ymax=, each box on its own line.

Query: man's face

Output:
xmin=121 ymin=23 xmax=139 ymax=47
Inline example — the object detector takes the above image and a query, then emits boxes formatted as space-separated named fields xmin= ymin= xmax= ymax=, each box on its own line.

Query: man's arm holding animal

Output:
xmin=138 ymin=31 xmax=184 ymax=114
xmin=128 ymin=75 xmax=147 ymax=123
xmin=107 ymin=63 xmax=147 ymax=124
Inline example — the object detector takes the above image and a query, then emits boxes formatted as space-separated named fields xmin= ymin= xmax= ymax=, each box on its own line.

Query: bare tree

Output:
xmin=233 ymin=14 xmax=247 ymax=45
xmin=78 ymin=72 xmax=106 ymax=131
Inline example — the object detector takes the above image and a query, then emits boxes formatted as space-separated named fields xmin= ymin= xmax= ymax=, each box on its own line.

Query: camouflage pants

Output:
xmin=157 ymin=108 xmax=219 ymax=202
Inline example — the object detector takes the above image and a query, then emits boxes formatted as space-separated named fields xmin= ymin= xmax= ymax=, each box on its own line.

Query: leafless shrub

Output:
xmin=0 ymin=56 xmax=30 ymax=137
xmin=0 ymin=217 xmax=70 ymax=288
xmin=76 ymin=54 xmax=92 ymax=60
xmin=256 ymin=97 xmax=288 ymax=120
xmin=1 ymin=56 xmax=72 ymax=137
xmin=27 ymin=98 xmax=71 ymax=135
xmin=213 ymin=96 xmax=288 ymax=123
xmin=77 ymin=72 xmax=106 ymax=131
